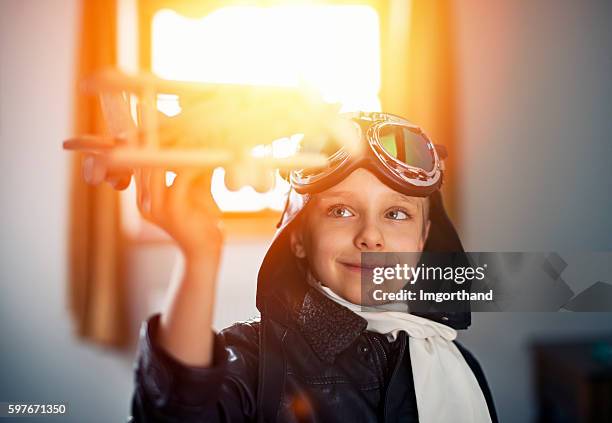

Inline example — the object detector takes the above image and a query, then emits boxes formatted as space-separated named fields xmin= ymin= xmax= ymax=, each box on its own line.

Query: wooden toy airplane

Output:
xmin=63 ymin=69 xmax=361 ymax=192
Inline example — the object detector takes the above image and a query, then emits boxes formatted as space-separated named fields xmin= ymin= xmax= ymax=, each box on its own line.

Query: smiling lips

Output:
xmin=339 ymin=261 xmax=384 ymax=273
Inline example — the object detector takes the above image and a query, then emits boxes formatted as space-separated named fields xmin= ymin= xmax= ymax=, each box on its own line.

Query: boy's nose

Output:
xmin=354 ymin=222 xmax=384 ymax=251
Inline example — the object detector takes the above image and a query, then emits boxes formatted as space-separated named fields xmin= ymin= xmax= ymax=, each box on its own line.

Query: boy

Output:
xmin=86 ymin=112 xmax=497 ymax=422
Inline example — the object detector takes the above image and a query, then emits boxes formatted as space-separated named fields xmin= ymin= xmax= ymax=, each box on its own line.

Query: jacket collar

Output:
xmin=295 ymin=287 xmax=368 ymax=363
xmin=263 ymin=282 xmax=367 ymax=364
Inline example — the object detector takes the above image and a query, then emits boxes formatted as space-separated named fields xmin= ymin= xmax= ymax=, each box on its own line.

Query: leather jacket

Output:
xmin=129 ymin=280 xmax=498 ymax=422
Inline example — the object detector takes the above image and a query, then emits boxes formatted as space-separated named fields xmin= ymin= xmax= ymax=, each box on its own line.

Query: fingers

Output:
xmin=135 ymin=168 xmax=153 ymax=222
xmin=149 ymin=168 xmax=167 ymax=224
xmin=167 ymin=169 xmax=200 ymax=211
xmin=135 ymin=167 xmax=168 ymax=225
xmin=107 ymin=168 xmax=132 ymax=190
xmin=82 ymin=154 xmax=132 ymax=190
xmin=134 ymin=167 xmax=221 ymax=229
xmin=82 ymin=154 xmax=106 ymax=185
xmin=167 ymin=169 xmax=220 ymax=218
xmin=107 ymin=172 xmax=132 ymax=190
xmin=191 ymin=171 xmax=221 ymax=215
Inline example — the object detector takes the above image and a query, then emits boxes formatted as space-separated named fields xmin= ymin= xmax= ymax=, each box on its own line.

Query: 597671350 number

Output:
xmin=3 ymin=403 xmax=67 ymax=416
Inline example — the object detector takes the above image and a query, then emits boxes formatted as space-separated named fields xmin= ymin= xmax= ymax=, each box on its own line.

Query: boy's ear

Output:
xmin=290 ymin=227 xmax=307 ymax=259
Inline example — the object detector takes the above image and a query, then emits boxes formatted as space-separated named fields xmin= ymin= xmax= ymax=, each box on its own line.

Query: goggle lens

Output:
xmin=377 ymin=125 xmax=435 ymax=172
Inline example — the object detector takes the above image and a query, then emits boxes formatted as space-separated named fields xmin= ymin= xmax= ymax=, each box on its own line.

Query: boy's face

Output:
xmin=290 ymin=168 xmax=431 ymax=304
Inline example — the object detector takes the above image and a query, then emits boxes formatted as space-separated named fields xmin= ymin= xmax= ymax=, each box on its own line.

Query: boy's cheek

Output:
xmin=307 ymin=258 xmax=337 ymax=288
xmin=307 ymin=227 xmax=350 ymax=252
xmin=383 ymin=228 xmax=425 ymax=251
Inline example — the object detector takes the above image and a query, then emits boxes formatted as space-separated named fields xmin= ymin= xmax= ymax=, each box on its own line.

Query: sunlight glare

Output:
xmin=152 ymin=4 xmax=381 ymax=211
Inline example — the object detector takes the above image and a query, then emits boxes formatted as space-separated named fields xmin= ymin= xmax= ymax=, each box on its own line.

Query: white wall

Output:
xmin=0 ymin=1 xmax=136 ymax=421
xmin=453 ymin=0 xmax=612 ymax=421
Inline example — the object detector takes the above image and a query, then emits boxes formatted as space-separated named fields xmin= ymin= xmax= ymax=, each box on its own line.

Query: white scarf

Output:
xmin=311 ymin=282 xmax=491 ymax=423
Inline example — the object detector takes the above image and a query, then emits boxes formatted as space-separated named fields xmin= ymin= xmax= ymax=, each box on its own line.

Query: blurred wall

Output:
xmin=452 ymin=0 xmax=612 ymax=422
xmin=0 ymin=1 xmax=137 ymax=422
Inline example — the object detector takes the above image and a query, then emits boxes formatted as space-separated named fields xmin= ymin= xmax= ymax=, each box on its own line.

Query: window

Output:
xmin=118 ymin=0 xmax=382 ymax=239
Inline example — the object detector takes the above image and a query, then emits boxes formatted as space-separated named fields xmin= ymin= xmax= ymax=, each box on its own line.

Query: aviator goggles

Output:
xmin=288 ymin=111 xmax=446 ymax=197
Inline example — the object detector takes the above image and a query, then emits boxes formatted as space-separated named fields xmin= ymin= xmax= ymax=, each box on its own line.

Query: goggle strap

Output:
xmin=434 ymin=144 xmax=448 ymax=160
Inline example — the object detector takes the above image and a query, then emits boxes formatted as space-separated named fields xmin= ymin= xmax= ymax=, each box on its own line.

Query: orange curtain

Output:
xmin=380 ymin=0 xmax=459 ymax=221
xmin=68 ymin=0 xmax=128 ymax=347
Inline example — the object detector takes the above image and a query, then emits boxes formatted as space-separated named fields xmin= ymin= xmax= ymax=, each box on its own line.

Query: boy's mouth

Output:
xmin=338 ymin=261 xmax=384 ymax=273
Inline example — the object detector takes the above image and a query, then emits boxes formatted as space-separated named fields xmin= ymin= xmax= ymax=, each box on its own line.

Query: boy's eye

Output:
xmin=385 ymin=209 xmax=411 ymax=220
xmin=328 ymin=205 xmax=354 ymax=218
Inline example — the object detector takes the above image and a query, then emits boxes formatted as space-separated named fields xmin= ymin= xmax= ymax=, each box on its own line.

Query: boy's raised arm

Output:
xmin=83 ymin=157 xmax=224 ymax=365
xmin=158 ymin=248 xmax=222 ymax=367
xmin=83 ymin=158 xmax=260 ymax=421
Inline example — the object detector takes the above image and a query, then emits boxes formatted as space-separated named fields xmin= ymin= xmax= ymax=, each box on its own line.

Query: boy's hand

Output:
xmin=82 ymin=154 xmax=132 ymax=190
xmin=81 ymin=154 xmax=224 ymax=257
